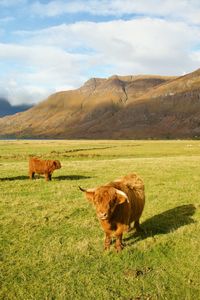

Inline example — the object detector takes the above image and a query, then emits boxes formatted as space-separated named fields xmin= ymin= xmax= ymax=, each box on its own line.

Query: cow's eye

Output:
xmin=110 ymin=200 xmax=115 ymax=208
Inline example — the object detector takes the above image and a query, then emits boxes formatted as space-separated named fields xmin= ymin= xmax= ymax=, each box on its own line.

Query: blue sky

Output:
xmin=0 ymin=0 xmax=200 ymax=105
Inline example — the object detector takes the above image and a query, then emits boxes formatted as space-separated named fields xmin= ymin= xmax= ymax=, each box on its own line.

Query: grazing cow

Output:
xmin=80 ymin=173 xmax=145 ymax=251
xmin=29 ymin=157 xmax=61 ymax=181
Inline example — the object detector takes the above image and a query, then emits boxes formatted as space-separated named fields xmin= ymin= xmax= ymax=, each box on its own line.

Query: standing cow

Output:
xmin=29 ymin=157 xmax=61 ymax=181
xmin=80 ymin=173 xmax=145 ymax=251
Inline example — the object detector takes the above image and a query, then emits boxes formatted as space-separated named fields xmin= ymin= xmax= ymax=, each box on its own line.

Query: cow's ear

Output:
xmin=79 ymin=187 xmax=96 ymax=202
xmin=115 ymin=189 xmax=129 ymax=204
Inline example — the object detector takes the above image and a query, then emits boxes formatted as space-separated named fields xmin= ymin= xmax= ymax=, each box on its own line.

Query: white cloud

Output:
xmin=30 ymin=0 xmax=200 ymax=25
xmin=0 ymin=43 xmax=89 ymax=105
xmin=15 ymin=18 xmax=200 ymax=75
xmin=0 ymin=8 xmax=200 ymax=105
xmin=0 ymin=80 xmax=49 ymax=105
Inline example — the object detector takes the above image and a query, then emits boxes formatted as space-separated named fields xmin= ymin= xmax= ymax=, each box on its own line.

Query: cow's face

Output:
xmin=53 ymin=160 xmax=61 ymax=169
xmin=80 ymin=186 xmax=128 ymax=220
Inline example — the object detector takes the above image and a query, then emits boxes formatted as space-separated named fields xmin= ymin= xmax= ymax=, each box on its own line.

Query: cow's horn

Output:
xmin=79 ymin=186 xmax=86 ymax=192
xmin=79 ymin=186 xmax=96 ymax=193
xmin=116 ymin=189 xmax=129 ymax=203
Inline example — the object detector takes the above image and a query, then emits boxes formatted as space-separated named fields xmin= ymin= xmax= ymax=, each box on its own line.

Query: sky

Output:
xmin=0 ymin=0 xmax=200 ymax=105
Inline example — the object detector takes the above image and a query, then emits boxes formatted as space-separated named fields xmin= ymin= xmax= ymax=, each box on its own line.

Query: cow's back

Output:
xmin=29 ymin=157 xmax=47 ymax=174
xmin=108 ymin=173 xmax=145 ymax=223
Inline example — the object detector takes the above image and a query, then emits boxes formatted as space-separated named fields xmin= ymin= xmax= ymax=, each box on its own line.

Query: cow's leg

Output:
xmin=104 ymin=233 xmax=111 ymax=250
xmin=48 ymin=173 xmax=52 ymax=181
xmin=45 ymin=173 xmax=50 ymax=181
xmin=134 ymin=220 xmax=143 ymax=233
xmin=115 ymin=234 xmax=123 ymax=252
xmin=29 ymin=171 xmax=35 ymax=179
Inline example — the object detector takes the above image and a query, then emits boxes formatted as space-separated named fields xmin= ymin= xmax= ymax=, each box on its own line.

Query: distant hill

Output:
xmin=0 ymin=69 xmax=199 ymax=139
xmin=0 ymin=98 xmax=33 ymax=117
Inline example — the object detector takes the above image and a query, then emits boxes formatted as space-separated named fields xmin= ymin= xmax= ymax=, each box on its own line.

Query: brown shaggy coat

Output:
xmin=80 ymin=173 xmax=145 ymax=251
xmin=29 ymin=157 xmax=61 ymax=181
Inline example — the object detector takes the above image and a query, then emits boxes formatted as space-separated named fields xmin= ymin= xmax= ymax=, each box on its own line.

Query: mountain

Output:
xmin=0 ymin=98 xmax=33 ymax=117
xmin=0 ymin=69 xmax=199 ymax=139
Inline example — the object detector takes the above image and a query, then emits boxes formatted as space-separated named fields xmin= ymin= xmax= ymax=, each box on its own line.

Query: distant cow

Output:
xmin=29 ymin=157 xmax=61 ymax=181
xmin=80 ymin=173 xmax=145 ymax=251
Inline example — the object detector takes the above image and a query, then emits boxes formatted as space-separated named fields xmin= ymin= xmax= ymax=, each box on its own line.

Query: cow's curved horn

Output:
xmin=79 ymin=186 xmax=86 ymax=192
xmin=116 ymin=189 xmax=129 ymax=203
xmin=79 ymin=186 xmax=96 ymax=193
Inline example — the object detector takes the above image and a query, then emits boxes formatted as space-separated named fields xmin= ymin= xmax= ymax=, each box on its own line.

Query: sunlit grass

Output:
xmin=0 ymin=140 xmax=200 ymax=299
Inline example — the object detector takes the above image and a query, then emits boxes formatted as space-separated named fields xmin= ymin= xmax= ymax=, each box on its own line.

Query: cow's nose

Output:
xmin=98 ymin=212 xmax=108 ymax=219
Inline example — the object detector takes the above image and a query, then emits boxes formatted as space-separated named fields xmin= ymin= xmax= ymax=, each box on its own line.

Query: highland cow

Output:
xmin=29 ymin=157 xmax=61 ymax=181
xmin=80 ymin=173 xmax=145 ymax=251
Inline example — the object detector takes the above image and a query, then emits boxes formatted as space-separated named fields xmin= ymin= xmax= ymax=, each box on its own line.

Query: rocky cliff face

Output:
xmin=0 ymin=69 xmax=199 ymax=139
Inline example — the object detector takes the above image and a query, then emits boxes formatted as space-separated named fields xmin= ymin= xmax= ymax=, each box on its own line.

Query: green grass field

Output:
xmin=0 ymin=140 xmax=200 ymax=300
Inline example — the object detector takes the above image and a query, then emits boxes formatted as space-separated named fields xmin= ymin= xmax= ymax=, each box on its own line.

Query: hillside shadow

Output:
xmin=124 ymin=204 xmax=196 ymax=244
xmin=54 ymin=175 xmax=91 ymax=181
xmin=0 ymin=175 xmax=28 ymax=181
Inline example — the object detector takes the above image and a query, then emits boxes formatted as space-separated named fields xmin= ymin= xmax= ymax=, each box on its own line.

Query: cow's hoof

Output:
xmin=104 ymin=246 xmax=111 ymax=251
xmin=115 ymin=244 xmax=124 ymax=252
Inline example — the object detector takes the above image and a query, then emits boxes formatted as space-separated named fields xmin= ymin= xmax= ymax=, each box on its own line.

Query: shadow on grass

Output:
xmin=0 ymin=175 xmax=91 ymax=181
xmin=0 ymin=175 xmax=28 ymax=181
xmin=124 ymin=204 xmax=196 ymax=243
xmin=54 ymin=175 xmax=91 ymax=181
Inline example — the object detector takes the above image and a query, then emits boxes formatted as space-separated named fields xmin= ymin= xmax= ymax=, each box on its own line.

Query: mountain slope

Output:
xmin=0 ymin=69 xmax=199 ymax=139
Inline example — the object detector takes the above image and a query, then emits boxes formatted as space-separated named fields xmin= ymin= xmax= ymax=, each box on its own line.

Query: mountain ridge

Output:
xmin=0 ymin=69 xmax=199 ymax=139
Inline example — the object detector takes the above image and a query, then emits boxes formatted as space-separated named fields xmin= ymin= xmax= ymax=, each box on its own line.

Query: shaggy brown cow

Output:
xmin=80 ymin=173 xmax=145 ymax=251
xmin=29 ymin=157 xmax=61 ymax=181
